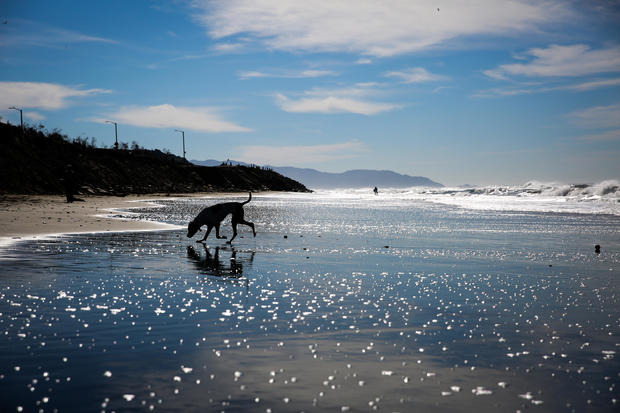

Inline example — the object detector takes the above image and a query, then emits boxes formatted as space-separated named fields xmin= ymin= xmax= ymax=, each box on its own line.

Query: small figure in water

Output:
xmin=373 ymin=186 xmax=378 ymax=195
xmin=595 ymin=244 xmax=601 ymax=254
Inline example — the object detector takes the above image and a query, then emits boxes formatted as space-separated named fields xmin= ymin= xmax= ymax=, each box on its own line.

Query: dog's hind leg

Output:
xmin=227 ymin=219 xmax=255 ymax=244
xmin=227 ymin=221 xmax=239 ymax=244
xmin=240 ymin=219 xmax=255 ymax=237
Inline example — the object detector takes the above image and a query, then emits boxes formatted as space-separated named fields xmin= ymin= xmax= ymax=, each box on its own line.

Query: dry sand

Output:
xmin=0 ymin=194 xmax=182 ymax=242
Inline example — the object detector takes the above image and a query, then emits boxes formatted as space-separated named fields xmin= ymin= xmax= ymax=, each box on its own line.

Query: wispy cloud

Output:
xmin=147 ymin=53 xmax=212 ymax=70
xmin=0 ymin=19 xmax=117 ymax=48
xmin=192 ymin=0 xmax=569 ymax=57
xmin=276 ymin=94 xmax=398 ymax=115
xmin=473 ymin=76 xmax=620 ymax=98
xmin=563 ymin=77 xmax=620 ymax=91
xmin=0 ymin=81 xmax=111 ymax=110
xmin=24 ymin=111 xmax=46 ymax=121
xmin=568 ymin=102 xmax=620 ymax=142
xmin=275 ymin=83 xmax=399 ymax=115
xmin=569 ymin=103 xmax=620 ymax=129
xmin=212 ymin=42 xmax=245 ymax=53
xmin=384 ymin=67 xmax=446 ymax=83
xmin=98 ymin=104 xmax=251 ymax=133
xmin=236 ymin=140 xmax=367 ymax=165
xmin=575 ymin=129 xmax=620 ymax=142
xmin=276 ymin=83 xmax=402 ymax=116
xmin=486 ymin=44 xmax=620 ymax=78
xmin=477 ymin=44 xmax=620 ymax=97
xmin=238 ymin=69 xmax=336 ymax=80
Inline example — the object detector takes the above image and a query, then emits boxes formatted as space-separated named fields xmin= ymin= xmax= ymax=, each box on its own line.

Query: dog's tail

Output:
xmin=241 ymin=192 xmax=252 ymax=205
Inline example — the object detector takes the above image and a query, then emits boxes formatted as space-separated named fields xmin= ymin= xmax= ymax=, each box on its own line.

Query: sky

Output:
xmin=1 ymin=0 xmax=619 ymax=186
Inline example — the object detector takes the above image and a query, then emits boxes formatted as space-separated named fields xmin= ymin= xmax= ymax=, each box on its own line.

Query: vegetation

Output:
xmin=0 ymin=123 xmax=309 ymax=195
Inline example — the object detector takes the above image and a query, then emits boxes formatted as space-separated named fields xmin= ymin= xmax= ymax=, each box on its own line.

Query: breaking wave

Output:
xmin=307 ymin=180 xmax=620 ymax=216
xmin=414 ymin=180 xmax=620 ymax=215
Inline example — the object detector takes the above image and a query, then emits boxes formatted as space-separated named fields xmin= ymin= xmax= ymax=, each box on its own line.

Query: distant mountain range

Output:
xmin=191 ymin=159 xmax=443 ymax=189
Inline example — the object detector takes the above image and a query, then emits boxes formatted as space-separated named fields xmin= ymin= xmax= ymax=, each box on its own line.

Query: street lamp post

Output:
xmin=9 ymin=106 xmax=23 ymax=130
xmin=175 ymin=129 xmax=186 ymax=159
xmin=105 ymin=120 xmax=119 ymax=149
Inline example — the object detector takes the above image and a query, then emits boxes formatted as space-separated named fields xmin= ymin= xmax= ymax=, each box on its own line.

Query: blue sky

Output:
xmin=1 ymin=0 xmax=619 ymax=186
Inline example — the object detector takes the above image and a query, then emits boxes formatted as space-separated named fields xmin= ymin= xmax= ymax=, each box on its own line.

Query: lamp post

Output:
xmin=105 ymin=120 xmax=118 ymax=149
xmin=9 ymin=106 xmax=23 ymax=130
xmin=175 ymin=129 xmax=186 ymax=159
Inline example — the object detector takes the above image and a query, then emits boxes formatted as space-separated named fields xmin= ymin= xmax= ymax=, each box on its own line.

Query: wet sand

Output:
xmin=0 ymin=194 xmax=618 ymax=412
xmin=0 ymin=194 xmax=181 ymax=241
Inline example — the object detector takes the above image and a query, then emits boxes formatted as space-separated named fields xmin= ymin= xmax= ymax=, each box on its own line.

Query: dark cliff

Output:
xmin=0 ymin=123 xmax=309 ymax=195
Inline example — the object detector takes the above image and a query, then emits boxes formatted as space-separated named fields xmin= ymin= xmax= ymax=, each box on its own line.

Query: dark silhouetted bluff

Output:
xmin=0 ymin=123 xmax=309 ymax=195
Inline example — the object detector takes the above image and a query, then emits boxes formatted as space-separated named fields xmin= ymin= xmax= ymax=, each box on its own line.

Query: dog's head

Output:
xmin=187 ymin=219 xmax=200 ymax=238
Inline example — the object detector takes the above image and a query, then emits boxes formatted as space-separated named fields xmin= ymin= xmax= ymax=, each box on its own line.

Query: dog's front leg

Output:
xmin=215 ymin=224 xmax=227 ymax=239
xmin=199 ymin=225 xmax=213 ymax=242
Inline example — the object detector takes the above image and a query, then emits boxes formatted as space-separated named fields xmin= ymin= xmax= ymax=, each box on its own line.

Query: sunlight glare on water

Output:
xmin=0 ymin=192 xmax=618 ymax=412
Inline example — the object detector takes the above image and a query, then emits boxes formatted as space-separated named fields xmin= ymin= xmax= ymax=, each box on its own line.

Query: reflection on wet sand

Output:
xmin=187 ymin=244 xmax=255 ymax=279
xmin=105 ymin=328 xmax=569 ymax=413
xmin=1 ymin=195 xmax=618 ymax=413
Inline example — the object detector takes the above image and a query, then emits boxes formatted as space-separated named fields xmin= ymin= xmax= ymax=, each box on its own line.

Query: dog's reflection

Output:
xmin=187 ymin=244 xmax=254 ymax=279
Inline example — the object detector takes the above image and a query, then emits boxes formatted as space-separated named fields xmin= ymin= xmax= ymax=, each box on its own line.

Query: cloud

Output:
xmin=384 ymin=67 xmax=446 ymax=83
xmin=100 ymin=104 xmax=251 ymax=133
xmin=568 ymin=103 xmax=620 ymax=142
xmin=477 ymin=45 xmax=620 ymax=97
xmin=276 ymin=93 xmax=399 ymax=115
xmin=0 ymin=81 xmax=111 ymax=110
xmin=487 ymin=44 xmax=620 ymax=78
xmin=562 ymin=77 xmax=620 ymax=91
xmin=569 ymin=103 xmax=620 ymax=129
xmin=238 ymin=71 xmax=268 ymax=79
xmin=236 ymin=140 xmax=367 ymax=165
xmin=275 ymin=83 xmax=400 ymax=115
xmin=24 ymin=111 xmax=46 ymax=121
xmin=192 ymin=0 xmax=568 ymax=57
xmin=238 ymin=69 xmax=335 ymax=79
xmin=482 ymin=69 xmax=510 ymax=81
xmin=212 ymin=42 xmax=245 ymax=53
xmin=575 ymin=129 xmax=620 ymax=142
xmin=0 ymin=19 xmax=117 ymax=48
xmin=473 ymin=77 xmax=620 ymax=97
xmin=304 ymin=84 xmax=383 ymax=97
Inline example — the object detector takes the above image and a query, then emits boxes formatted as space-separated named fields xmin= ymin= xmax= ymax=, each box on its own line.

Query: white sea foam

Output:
xmin=302 ymin=180 xmax=620 ymax=215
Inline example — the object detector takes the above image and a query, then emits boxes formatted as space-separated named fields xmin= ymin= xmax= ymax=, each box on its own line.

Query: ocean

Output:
xmin=1 ymin=183 xmax=619 ymax=412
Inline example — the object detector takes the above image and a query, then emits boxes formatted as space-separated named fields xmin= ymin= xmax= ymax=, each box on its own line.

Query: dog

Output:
xmin=187 ymin=192 xmax=256 ymax=244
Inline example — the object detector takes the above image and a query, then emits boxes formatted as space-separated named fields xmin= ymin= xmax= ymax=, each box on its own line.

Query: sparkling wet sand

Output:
xmin=0 ymin=192 xmax=618 ymax=412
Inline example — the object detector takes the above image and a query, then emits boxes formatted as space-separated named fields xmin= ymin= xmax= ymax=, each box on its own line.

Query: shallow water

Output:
xmin=1 ymin=193 xmax=619 ymax=412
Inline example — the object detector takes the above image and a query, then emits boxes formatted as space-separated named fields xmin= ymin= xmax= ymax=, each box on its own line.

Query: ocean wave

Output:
xmin=418 ymin=180 xmax=620 ymax=199
xmin=414 ymin=180 xmax=620 ymax=215
xmin=305 ymin=180 xmax=620 ymax=215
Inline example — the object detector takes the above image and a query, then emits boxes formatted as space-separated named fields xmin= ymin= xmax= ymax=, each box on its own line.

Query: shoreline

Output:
xmin=0 ymin=194 xmax=192 ymax=247
xmin=0 ymin=192 xmax=289 ymax=248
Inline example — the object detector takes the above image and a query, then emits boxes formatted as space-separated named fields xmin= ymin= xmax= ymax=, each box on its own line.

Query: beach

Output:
xmin=0 ymin=195 xmax=181 ymax=241
xmin=1 ymin=190 xmax=618 ymax=412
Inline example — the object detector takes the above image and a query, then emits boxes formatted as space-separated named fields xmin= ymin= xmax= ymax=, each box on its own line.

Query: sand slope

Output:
xmin=0 ymin=195 xmax=180 ymax=240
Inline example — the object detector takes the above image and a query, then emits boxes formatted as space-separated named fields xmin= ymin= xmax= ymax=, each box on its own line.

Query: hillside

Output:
xmin=192 ymin=159 xmax=443 ymax=189
xmin=0 ymin=123 xmax=309 ymax=195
